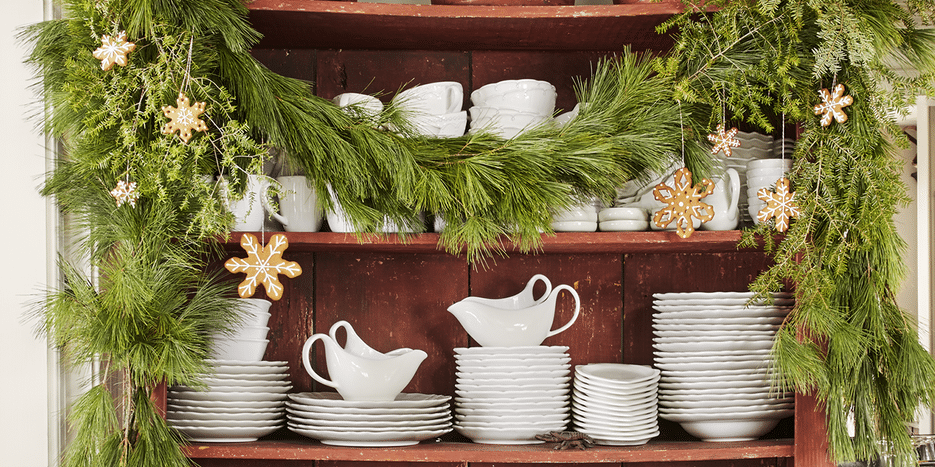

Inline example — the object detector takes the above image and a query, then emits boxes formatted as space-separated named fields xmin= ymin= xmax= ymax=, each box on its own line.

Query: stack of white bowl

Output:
xmin=551 ymin=198 xmax=600 ymax=232
xmin=652 ymin=291 xmax=795 ymax=442
xmin=286 ymin=392 xmax=452 ymax=447
xmin=167 ymin=298 xmax=289 ymax=442
xmin=468 ymin=79 xmax=557 ymax=139
xmin=572 ymin=363 xmax=660 ymax=445
xmin=452 ymin=346 xmax=572 ymax=444
xmin=598 ymin=207 xmax=649 ymax=231
xmin=773 ymin=137 xmax=796 ymax=158
xmin=167 ymin=360 xmax=291 ymax=442
xmin=745 ymin=159 xmax=793 ymax=224
xmin=392 ymin=81 xmax=467 ymax=138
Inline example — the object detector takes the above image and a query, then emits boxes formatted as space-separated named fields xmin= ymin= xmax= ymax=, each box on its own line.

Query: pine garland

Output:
xmin=22 ymin=0 xmax=935 ymax=465
xmin=661 ymin=0 xmax=935 ymax=463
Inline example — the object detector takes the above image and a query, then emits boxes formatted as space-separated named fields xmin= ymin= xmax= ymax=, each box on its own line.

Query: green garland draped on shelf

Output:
xmin=20 ymin=0 xmax=935 ymax=465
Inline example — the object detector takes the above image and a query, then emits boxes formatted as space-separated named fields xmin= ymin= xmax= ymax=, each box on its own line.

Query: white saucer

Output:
xmin=454 ymin=346 xmax=569 ymax=356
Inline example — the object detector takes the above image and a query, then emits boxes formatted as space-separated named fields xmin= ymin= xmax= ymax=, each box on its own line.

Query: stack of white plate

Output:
xmin=572 ymin=363 xmax=660 ymax=445
xmin=167 ymin=360 xmax=291 ymax=442
xmin=452 ymin=346 xmax=571 ymax=444
xmin=652 ymin=291 xmax=795 ymax=442
xmin=286 ymin=392 xmax=452 ymax=446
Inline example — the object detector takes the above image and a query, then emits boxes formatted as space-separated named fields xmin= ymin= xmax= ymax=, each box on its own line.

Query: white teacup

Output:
xmin=746 ymin=158 xmax=792 ymax=171
xmin=470 ymin=79 xmax=557 ymax=115
xmin=275 ymin=176 xmax=322 ymax=232
xmin=394 ymin=81 xmax=463 ymax=116
xmin=219 ymin=175 xmax=286 ymax=231
xmin=325 ymin=185 xmax=354 ymax=233
xmin=409 ymin=111 xmax=467 ymax=138
xmin=332 ymin=93 xmax=383 ymax=118
xmin=700 ymin=168 xmax=740 ymax=231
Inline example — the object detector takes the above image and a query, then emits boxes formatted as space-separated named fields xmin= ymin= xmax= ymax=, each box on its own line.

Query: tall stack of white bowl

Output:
xmin=572 ymin=364 xmax=660 ymax=445
xmin=745 ymin=158 xmax=793 ymax=224
xmin=167 ymin=298 xmax=292 ymax=442
xmin=452 ymin=346 xmax=572 ymax=444
xmin=651 ymin=291 xmax=795 ymax=442
xmin=468 ymin=79 xmax=557 ymax=139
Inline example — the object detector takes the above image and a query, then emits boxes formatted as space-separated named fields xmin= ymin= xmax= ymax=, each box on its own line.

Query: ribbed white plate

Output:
xmin=653 ymin=292 xmax=792 ymax=300
xmin=167 ymin=410 xmax=283 ymax=422
xmin=653 ymin=341 xmax=774 ymax=352
xmin=168 ymin=390 xmax=288 ymax=402
xmin=286 ymin=416 xmax=451 ymax=431
xmin=288 ymin=392 xmax=450 ymax=409
xmin=285 ymin=401 xmax=449 ymax=420
xmin=167 ymin=398 xmax=284 ymax=409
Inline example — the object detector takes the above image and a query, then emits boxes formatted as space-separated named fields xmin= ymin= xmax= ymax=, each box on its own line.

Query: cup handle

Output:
xmin=446 ymin=86 xmax=461 ymax=114
xmin=727 ymin=168 xmax=741 ymax=215
xmin=546 ymin=284 xmax=580 ymax=338
xmin=301 ymin=334 xmax=339 ymax=390
xmin=528 ymin=274 xmax=553 ymax=305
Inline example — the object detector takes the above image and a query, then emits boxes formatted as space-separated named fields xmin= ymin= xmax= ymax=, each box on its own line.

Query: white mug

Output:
xmin=394 ymin=81 xmax=463 ymax=116
xmin=275 ymin=176 xmax=322 ymax=232
xmin=220 ymin=175 xmax=286 ymax=231
xmin=332 ymin=92 xmax=384 ymax=118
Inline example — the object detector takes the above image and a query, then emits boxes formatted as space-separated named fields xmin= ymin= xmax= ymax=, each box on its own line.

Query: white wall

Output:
xmin=1 ymin=1 xmax=54 ymax=466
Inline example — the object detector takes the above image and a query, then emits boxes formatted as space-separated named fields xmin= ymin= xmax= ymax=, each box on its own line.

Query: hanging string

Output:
xmin=678 ymin=100 xmax=685 ymax=167
xmin=781 ymin=112 xmax=786 ymax=162
xmin=180 ymin=34 xmax=194 ymax=94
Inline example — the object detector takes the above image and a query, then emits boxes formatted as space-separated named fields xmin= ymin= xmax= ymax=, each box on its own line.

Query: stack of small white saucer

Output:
xmin=468 ymin=79 xmax=557 ymax=139
xmin=598 ymin=207 xmax=649 ymax=231
xmin=551 ymin=198 xmax=601 ymax=232
xmin=572 ymin=364 xmax=660 ymax=445
xmin=452 ymin=346 xmax=572 ymax=444
xmin=167 ymin=360 xmax=291 ymax=442
xmin=286 ymin=392 xmax=452 ymax=447
xmin=652 ymin=291 xmax=795 ymax=442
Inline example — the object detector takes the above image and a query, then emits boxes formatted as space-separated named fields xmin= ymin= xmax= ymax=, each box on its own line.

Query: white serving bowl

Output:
xmin=677 ymin=418 xmax=782 ymax=442
xmin=210 ymin=337 xmax=270 ymax=362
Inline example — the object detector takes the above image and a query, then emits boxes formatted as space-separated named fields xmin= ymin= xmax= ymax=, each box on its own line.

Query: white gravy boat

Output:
xmin=302 ymin=332 xmax=427 ymax=401
xmin=455 ymin=274 xmax=552 ymax=310
xmin=329 ymin=320 xmax=411 ymax=358
xmin=448 ymin=284 xmax=580 ymax=347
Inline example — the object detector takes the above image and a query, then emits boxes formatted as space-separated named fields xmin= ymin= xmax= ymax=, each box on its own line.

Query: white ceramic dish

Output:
xmin=285 ymin=404 xmax=448 ymax=421
xmin=285 ymin=401 xmax=449 ymax=416
xmin=454 ymin=399 xmax=569 ymax=411
xmin=454 ymin=413 xmax=568 ymax=424
xmin=454 ymin=356 xmax=571 ymax=366
xmin=653 ymin=340 xmax=775 ymax=352
xmin=288 ymin=392 xmax=450 ymax=409
xmin=455 ymin=369 xmax=570 ymax=380
xmin=174 ymin=384 xmax=293 ymax=394
xmin=572 ymin=405 xmax=657 ymax=425
xmin=599 ymin=219 xmax=650 ymax=231
xmin=168 ymin=390 xmax=288 ymax=403
xmin=652 ymin=303 xmax=794 ymax=313
xmin=653 ymin=349 xmax=772 ymax=359
xmin=209 ymin=337 xmax=269 ymax=362
xmin=207 ymin=360 xmax=289 ymax=372
xmin=653 ymin=329 xmax=777 ymax=339
xmin=598 ymin=207 xmax=648 ymax=222
xmin=653 ymin=292 xmax=791 ymax=300
xmin=454 ymin=388 xmax=569 ymax=399
xmin=572 ymin=392 xmax=657 ymax=412
xmin=456 ymin=363 xmax=571 ymax=373
xmin=456 ymin=383 xmax=570 ymax=392
xmin=206 ymin=372 xmax=289 ymax=381
xmin=576 ymin=364 xmax=658 ymax=384
xmin=657 ymin=367 xmax=770 ymax=379
xmin=653 ymin=324 xmax=782 ymax=334
xmin=454 ymin=406 xmax=567 ymax=417
xmin=660 ymin=397 xmax=794 ymax=410
xmin=454 ymin=346 xmax=569 ymax=356
xmin=287 ymin=414 xmax=451 ymax=432
xmin=289 ymin=425 xmax=450 ymax=446
xmin=452 ymin=425 xmax=550 ymax=444
xmin=653 ymin=315 xmax=786 ymax=325
xmin=588 ymin=434 xmax=658 ymax=446
xmin=550 ymin=220 xmax=598 ymax=232
xmin=454 ymin=353 xmax=569 ymax=362
xmin=167 ymin=410 xmax=283 ymax=422
xmin=655 ymin=360 xmax=770 ymax=372
xmin=652 ymin=309 xmax=791 ymax=320
xmin=455 ymin=394 xmax=569 ymax=405
xmin=167 ymin=398 xmax=284 ymax=410
xmin=456 ymin=376 xmax=572 ymax=387
xmin=678 ymin=418 xmax=782 ymax=442
xmin=657 ymin=380 xmax=775 ymax=391
xmin=573 ymin=379 xmax=656 ymax=399
xmin=167 ymin=403 xmax=281 ymax=414
xmin=174 ymin=424 xmax=283 ymax=442
xmin=652 ymin=297 xmax=794 ymax=307
xmin=169 ymin=419 xmax=284 ymax=429
xmin=572 ymin=419 xmax=658 ymax=436
xmin=659 ymin=408 xmax=794 ymax=423
xmin=654 ymin=353 xmax=774 ymax=364
xmin=552 ymin=205 xmax=599 ymax=223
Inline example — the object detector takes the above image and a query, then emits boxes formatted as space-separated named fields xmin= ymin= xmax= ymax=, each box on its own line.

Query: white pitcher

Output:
xmin=700 ymin=167 xmax=740 ymax=231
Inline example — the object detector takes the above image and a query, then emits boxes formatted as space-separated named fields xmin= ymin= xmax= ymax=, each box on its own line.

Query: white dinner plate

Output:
xmin=454 ymin=356 xmax=571 ymax=366
xmin=456 ymin=376 xmax=572 ymax=386
xmin=169 ymin=419 xmax=284 ymax=429
xmin=455 ymin=394 xmax=569 ymax=405
xmin=168 ymin=390 xmax=288 ymax=402
xmin=655 ymin=360 xmax=770 ymax=371
xmin=652 ymin=292 xmax=792 ymax=300
xmin=653 ymin=340 xmax=775 ymax=352
xmin=454 ymin=413 xmax=569 ymax=424
xmin=287 ymin=416 xmax=452 ymax=431
xmin=573 ymin=379 xmax=656 ymax=399
xmin=659 ymin=397 xmax=794 ymax=410
xmin=175 ymin=424 xmax=283 ymax=442
xmin=659 ymin=403 xmax=795 ymax=415
xmin=575 ymin=364 xmax=659 ymax=385
xmin=288 ymin=392 xmax=450 ymax=409
xmin=172 ymin=384 xmax=292 ymax=394
xmin=198 ymin=377 xmax=293 ymax=387
xmin=456 ymin=369 xmax=570 ymax=380
xmin=653 ymin=304 xmax=794 ymax=313
xmin=454 ymin=399 xmax=569 ymax=411
xmin=454 ymin=346 xmax=569 ymax=356
xmin=654 ymin=349 xmax=771 ymax=359
xmin=167 ymin=398 xmax=284 ymax=410
xmin=455 ymin=353 xmax=570 ymax=362
xmin=572 ymin=405 xmax=657 ymax=425
xmin=654 ymin=353 xmax=773 ymax=364
xmin=455 ymin=388 xmax=569 ymax=399
xmin=454 ymin=406 xmax=568 ymax=418
xmin=651 ymin=309 xmax=791 ymax=320
xmin=167 ymin=403 xmax=282 ymax=414
xmin=653 ymin=330 xmax=777 ymax=338
xmin=285 ymin=405 xmax=449 ymax=423
xmin=652 ymin=298 xmax=795 ymax=307
xmin=453 ymin=424 xmax=558 ymax=444
xmin=167 ymin=410 xmax=284 ymax=422
xmin=652 ymin=316 xmax=787 ymax=325
xmin=456 ymin=364 xmax=571 ymax=373
xmin=285 ymin=400 xmax=449 ymax=415
xmin=456 ymin=383 xmax=570 ymax=392
xmin=652 ymin=324 xmax=782 ymax=332
xmin=207 ymin=372 xmax=289 ymax=381
xmin=289 ymin=425 xmax=451 ymax=446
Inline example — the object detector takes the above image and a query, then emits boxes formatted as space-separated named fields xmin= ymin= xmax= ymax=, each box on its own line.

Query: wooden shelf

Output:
xmin=247 ymin=0 xmax=681 ymax=51
xmin=184 ymin=438 xmax=794 ymax=463
xmin=222 ymin=230 xmax=757 ymax=254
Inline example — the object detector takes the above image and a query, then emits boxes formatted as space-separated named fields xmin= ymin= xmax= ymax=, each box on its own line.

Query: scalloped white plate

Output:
xmin=288 ymin=392 xmax=450 ymax=409
xmin=289 ymin=424 xmax=451 ymax=446
xmin=175 ymin=424 xmax=283 ymax=442
xmin=454 ymin=346 xmax=569 ymax=356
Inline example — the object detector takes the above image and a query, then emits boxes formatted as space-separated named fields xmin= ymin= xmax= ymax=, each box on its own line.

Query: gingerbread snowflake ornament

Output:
xmin=110 ymin=180 xmax=139 ymax=207
xmin=225 ymin=233 xmax=302 ymax=300
xmin=707 ymin=124 xmax=741 ymax=157
xmin=756 ymin=176 xmax=799 ymax=233
xmin=652 ymin=167 xmax=715 ymax=239
xmin=92 ymin=31 xmax=136 ymax=71
xmin=813 ymin=84 xmax=853 ymax=127
xmin=162 ymin=92 xmax=208 ymax=143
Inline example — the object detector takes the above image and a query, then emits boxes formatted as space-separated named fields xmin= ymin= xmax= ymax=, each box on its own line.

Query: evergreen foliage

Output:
xmin=21 ymin=0 xmax=935 ymax=464
xmin=663 ymin=0 xmax=935 ymax=462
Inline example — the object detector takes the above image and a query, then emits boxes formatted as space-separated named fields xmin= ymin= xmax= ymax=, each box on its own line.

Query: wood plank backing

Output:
xmin=313 ymin=252 xmax=469 ymax=397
